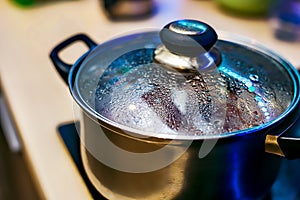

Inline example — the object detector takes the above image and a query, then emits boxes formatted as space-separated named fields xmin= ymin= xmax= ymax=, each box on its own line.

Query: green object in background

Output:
xmin=216 ymin=0 xmax=273 ymax=16
xmin=12 ymin=0 xmax=36 ymax=6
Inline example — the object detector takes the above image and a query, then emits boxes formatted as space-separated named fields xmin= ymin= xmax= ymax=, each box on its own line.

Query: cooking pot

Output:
xmin=50 ymin=19 xmax=300 ymax=200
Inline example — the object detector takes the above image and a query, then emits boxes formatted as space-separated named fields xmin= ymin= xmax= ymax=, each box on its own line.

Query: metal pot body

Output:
xmin=78 ymin=109 xmax=281 ymax=200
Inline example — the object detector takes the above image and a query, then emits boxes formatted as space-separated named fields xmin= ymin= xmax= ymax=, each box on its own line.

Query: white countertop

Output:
xmin=0 ymin=0 xmax=299 ymax=199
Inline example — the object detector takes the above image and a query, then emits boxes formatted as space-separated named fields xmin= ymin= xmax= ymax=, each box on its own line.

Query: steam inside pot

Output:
xmin=93 ymin=40 xmax=293 ymax=136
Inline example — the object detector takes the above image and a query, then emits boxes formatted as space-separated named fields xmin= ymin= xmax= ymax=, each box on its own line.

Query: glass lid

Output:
xmin=74 ymin=19 xmax=296 ymax=138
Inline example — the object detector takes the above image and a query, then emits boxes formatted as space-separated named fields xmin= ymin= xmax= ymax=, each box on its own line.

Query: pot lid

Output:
xmin=74 ymin=19 xmax=296 ymax=138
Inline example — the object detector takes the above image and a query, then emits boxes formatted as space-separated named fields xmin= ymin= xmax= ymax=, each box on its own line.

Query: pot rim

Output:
xmin=69 ymin=31 xmax=300 ymax=140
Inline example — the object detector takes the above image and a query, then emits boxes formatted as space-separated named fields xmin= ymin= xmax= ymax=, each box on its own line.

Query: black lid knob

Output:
xmin=160 ymin=19 xmax=218 ymax=56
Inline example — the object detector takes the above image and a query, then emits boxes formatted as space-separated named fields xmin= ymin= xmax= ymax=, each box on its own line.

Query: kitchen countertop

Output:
xmin=0 ymin=0 xmax=299 ymax=199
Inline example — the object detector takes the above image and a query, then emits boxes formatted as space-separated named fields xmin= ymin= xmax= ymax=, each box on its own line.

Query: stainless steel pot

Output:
xmin=50 ymin=19 xmax=300 ymax=199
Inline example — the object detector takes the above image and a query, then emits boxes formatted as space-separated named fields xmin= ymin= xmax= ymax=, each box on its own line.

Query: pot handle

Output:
xmin=50 ymin=34 xmax=97 ymax=84
xmin=265 ymin=103 xmax=300 ymax=160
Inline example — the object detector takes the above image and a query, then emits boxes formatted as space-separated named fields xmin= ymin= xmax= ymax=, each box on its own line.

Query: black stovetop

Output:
xmin=58 ymin=121 xmax=300 ymax=200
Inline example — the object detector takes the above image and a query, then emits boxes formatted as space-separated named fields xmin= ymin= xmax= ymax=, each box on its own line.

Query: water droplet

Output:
xmin=261 ymin=107 xmax=267 ymax=112
xmin=245 ymin=81 xmax=253 ymax=88
xmin=248 ymin=86 xmax=256 ymax=93
xmin=264 ymin=112 xmax=270 ymax=116
xmin=249 ymin=74 xmax=259 ymax=82
xmin=258 ymin=101 xmax=264 ymax=107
